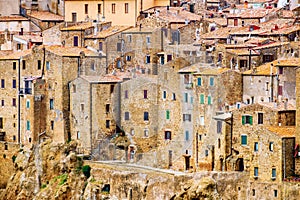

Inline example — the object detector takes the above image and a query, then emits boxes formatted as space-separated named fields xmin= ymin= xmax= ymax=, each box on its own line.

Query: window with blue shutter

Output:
xmin=272 ymin=168 xmax=276 ymax=179
xmin=26 ymin=100 xmax=30 ymax=108
xmin=197 ymin=77 xmax=202 ymax=86
xmin=144 ymin=112 xmax=149 ymax=121
xmin=209 ymin=77 xmax=214 ymax=86
xmin=185 ymin=131 xmax=189 ymax=141
xmin=184 ymin=93 xmax=188 ymax=103
xmin=254 ymin=167 xmax=258 ymax=177
xmin=241 ymin=135 xmax=247 ymax=145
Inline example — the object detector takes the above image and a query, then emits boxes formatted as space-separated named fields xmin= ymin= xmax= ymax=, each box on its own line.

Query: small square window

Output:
xmin=254 ymin=167 xmax=258 ymax=177
xmin=269 ymin=142 xmax=274 ymax=151
xmin=209 ymin=77 xmax=214 ymax=86
xmin=46 ymin=61 xmax=50 ymax=70
xmin=254 ymin=142 xmax=258 ymax=152
xmin=144 ymin=112 xmax=149 ymax=121
xmin=272 ymin=168 xmax=276 ymax=179
xmin=13 ymin=62 xmax=16 ymax=70
xmin=125 ymin=112 xmax=130 ymax=120
xmin=12 ymin=98 xmax=16 ymax=107
xmin=143 ymin=90 xmax=148 ymax=99
xmin=144 ymin=129 xmax=149 ymax=137
xmin=197 ymin=77 xmax=202 ymax=86
xmin=165 ymin=131 xmax=171 ymax=140
xmin=125 ymin=90 xmax=128 ymax=98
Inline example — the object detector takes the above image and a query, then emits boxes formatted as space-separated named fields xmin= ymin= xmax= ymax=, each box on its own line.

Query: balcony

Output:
xmin=19 ymin=88 xmax=32 ymax=95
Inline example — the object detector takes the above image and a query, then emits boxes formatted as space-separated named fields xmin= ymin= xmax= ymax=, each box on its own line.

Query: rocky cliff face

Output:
xmin=2 ymin=140 xmax=300 ymax=200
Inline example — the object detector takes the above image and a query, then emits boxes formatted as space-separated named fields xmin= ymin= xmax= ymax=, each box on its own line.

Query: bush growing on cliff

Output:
xmin=82 ymin=165 xmax=91 ymax=178
xmin=12 ymin=155 xmax=17 ymax=163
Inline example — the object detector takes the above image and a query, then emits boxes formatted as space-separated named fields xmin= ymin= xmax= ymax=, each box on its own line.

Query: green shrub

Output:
xmin=58 ymin=174 xmax=68 ymax=186
xmin=82 ymin=165 xmax=91 ymax=179
xmin=41 ymin=184 xmax=47 ymax=189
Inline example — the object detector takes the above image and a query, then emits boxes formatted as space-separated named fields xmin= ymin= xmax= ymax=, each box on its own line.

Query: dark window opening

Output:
xmin=144 ymin=112 xmax=149 ymax=121
xmin=165 ymin=131 xmax=171 ymax=140
xmin=258 ymin=113 xmax=263 ymax=124
xmin=106 ymin=104 xmax=110 ymax=113
xmin=38 ymin=60 xmax=41 ymax=70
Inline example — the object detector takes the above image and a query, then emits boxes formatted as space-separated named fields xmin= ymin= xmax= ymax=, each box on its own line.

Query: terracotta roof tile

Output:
xmin=60 ymin=22 xmax=93 ymax=31
xmin=81 ymin=75 xmax=123 ymax=83
xmin=201 ymin=27 xmax=241 ymax=39
xmin=45 ymin=45 xmax=99 ymax=57
xmin=0 ymin=49 xmax=32 ymax=60
xmin=275 ymin=58 xmax=300 ymax=67
xmin=0 ymin=15 xmax=28 ymax=21
xmin=243 ymin=62 xmax=277 ymax=75
xmin=85 ymin=26 xmax=132 ymax=39
xmin=196 ymin=67 xmax=230 ymax=75
xmin=27 ymin=11 xmax=64 ymax=21
xmin=14 ymin=34 xmax=43 ymax=43
xmin=266 ymin=126 xmax=295 ymax=138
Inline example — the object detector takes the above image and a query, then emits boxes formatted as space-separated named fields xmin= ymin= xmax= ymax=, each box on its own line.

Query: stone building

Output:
xmin=21 ymin=0 xmax=65 ymax=16
xmin=0 ymin=0 xmax=20 ymax=16
xmin=69 ymin=75 xmax=123 ymax=155
xmin=228 ymin=103 xmax=296 ymax=199
xmin=64 ymin=0 xmax=169 ymax=26
xmin=243 ymin=62 xmax=278 ymax=104
xmin=25 ymin=10 xmax=64 ymax=31
xmin=193 ymin=67 xmax=242 ymax=171
xmin=0 ymin=45 xmax=103 ymax=146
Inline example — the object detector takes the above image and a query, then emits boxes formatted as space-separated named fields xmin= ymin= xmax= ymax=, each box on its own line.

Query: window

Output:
xmin=143 ymin=90 xmax=147 ymax=99
xmin=241 ymin=135 xmax=247 ymax=145
xmin=80 ymin=103 xmax=84 ymax=112
xmin=208 ymin=96 xmax=212 ymax=105
xmin=13 ymin=62 xmax=16 ymax=70
xmin=162 ymin=91 xmax=167 ymax=99
xmin=167 ymin=54 xmax=172 ymax=62
xmin=184 ymin=74 xmax=190 ymax=84
xmin=22 ymin=60 xmax=26 ymax=70
xmin=126 ymin=56 xmax=131 ymax=61
xmin=0 ymin=117 xmax=3 ymax=128
xmin=200 ymin=94 xmax=204 ymax=104
xmin=205 ymin=149 xmax=209 ymax=156
xmin=272 ymin=168 xmax=276 ymax=179
xmin=91 ymin=60 xmax=95 ymax=71
xmin=185 ymin=131 xmax=189 ymax=141
xmin=73 ymin=85 xmax=76 ymax=93
xmin=84 ymin=4 xmax=88 ymax=14
xmin=1 ymin=79 xmax=5 ymax=88
xmin=112 ymin=3 xmax=116 ymax=14
xmin=144 ymin=129 xmax=149 ymax=137
xmin=26 ymin=100 xmax=30 ymax=108
xmin=263 ymin=55 xmax=274 ymax=63
xmin=127 ymin=35 xmax=132 ymax=43
xmin=125 ymin=90 xmax=128 ymax=98
xmin=278 ymin=85 xmax=283 ymax=96
xmin=105 ymin=104 xmax=110 ymax=113
xmin=172 ymin=93 xmax=176 ymax=100
xmin=125 ymin=112 xmax=129 ymax=120
xmin=166 ymin=110 xmax=170 ymax=120
xmin=258 ymin=113 xmax=263 ymax=124
xmin=144 ymin=112 xmax=149 ymax=121
xmin=125 ymin=3 xmax=129 ymax=13
xmin=51 ymin=120 xmax=54 ymax=130
xmin=254 ymin=167 xmax=258 ymax=177
xmin=209 ymin=77 xmax=214 ymax=86
xmin=197 ymin=77 xmax=202 ymax=86
xmin=12 ymin=98 xmax=16 ymax=107
xmin=279 ymin=67 xmax=283 ymax=75
xmin=77 ymin=131 xmax=80 ymax=139
xmin=99 ymin=42 xmax=103 ymax=51
xmin=274 ymin=190 xmax=278 ymax=197
xmin=200 ymin=116 xmax=204 ymax=125
xmin=74 ymin=36 xmax=79 ymax=47
xmin=38 ymin=60 xmax=41 ymax=70
xmin=46 ymin=61 xmax=50 ymax=70
xmin=184 ymin=93 xmax=188 ymax=103
xmin=110 ymin=85 xmax=114 ymax=93
xmin=1 ymin=100 xmax=4 ymax=107
xmin=17 ymin=43 xmax=21 ymax=50
xmin=12 ymin=79 xmax=16 ymax=89
xmin=50 ymin=99 xmax=54 ymax=110
xmin=72 ymin=12 xmax=77 ymax=22
xmin=26 ymin=120 xmax=30 ymax=131
xmin=98 ymin=4 xmax=102 ymax=14
xmin=165 ymin=131 xmax=171 ymax=140
xmin=117 ymin=42 xmax=121 ymax=51
xmin=106 ymin=120 xmax=110 ymax=128
xmin=146 ymin=55 xmax=150 ymax=64
xmin=254 ymin=142 xmax=258 ymax=152
xmin=146 ymin=36 xmax=151 ymax=44
xmin=183 ymin=114 xmax=191 ymax=122
xmin=269 ymin=142 xmax=274 ymax=151
xmin=217 ymin=121 xmax=222 ymax=133
xmin=242 ymin=115 xmax=253 ymax=125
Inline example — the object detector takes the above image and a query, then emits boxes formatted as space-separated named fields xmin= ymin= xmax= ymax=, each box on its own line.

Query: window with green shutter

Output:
xmin=200 ymin=94 xmax=204 ymax=104
xmin=242 ymin=115 xmax=253 ymax=125
xmin=197 ymin=77 xmax=202 ymax=86
xmin=166 ymin=110 xmax=170 ymax=120
xmin=208 ymin=96 xmax=212 ymax=105
xmin=26 ymin=120 xmax=30 ymax=131
xmin=241 ymin=135 xmax=247 ymax=145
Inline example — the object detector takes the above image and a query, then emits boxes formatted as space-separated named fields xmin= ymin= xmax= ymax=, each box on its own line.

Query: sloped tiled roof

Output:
xmin=243 ymin=62 xmax=277 ymax=75
xmin=60 ymin=22 xmax=93 ymax=31
xmin=266 ymin=126 xmax=295 ymax=138
xmin=27 ymin=11 xmax=64 ymax=21
xmin=45 ymin=45 xmax=99 ymax=57
xmin=85 ymin=26 xmax=132 ymax=39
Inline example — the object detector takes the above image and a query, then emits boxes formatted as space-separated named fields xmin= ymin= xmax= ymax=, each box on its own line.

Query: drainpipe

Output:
xmin=135 ymin=0 xmax=138 ymax=26
xmin=89 ymin=84 xmax=93 ymax=154
xmin=18 ymin=57 xmax=22 ymax=145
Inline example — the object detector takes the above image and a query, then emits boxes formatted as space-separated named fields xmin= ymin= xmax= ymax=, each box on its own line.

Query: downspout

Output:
xmin=225 ymin=113 xmax=233 ymax=170
xmin=105 ymin=40 xmax=108 ymax=74
xmin=41 ymin=47 xmax=46 ymax=78
xmin=77 ymin=57 xmax=80 ymax=77
xmin=18 ymin=58 xmax=21 ymax=145
xmin=89 ymin=84 xmax=93 ymax=154
xmin=135 ymin=0 xmax=138 ymax=26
